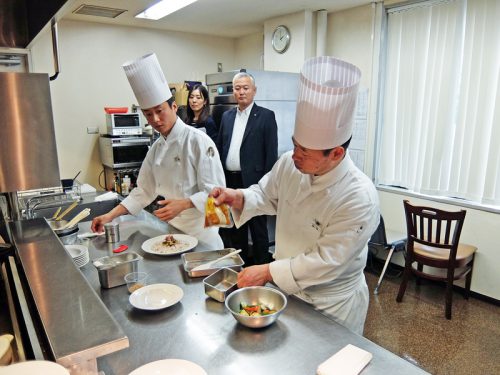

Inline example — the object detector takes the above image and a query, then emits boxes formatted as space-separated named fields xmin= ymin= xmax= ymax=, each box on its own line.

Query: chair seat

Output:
xmin=414 ymin=242 xmax=477 ymax=261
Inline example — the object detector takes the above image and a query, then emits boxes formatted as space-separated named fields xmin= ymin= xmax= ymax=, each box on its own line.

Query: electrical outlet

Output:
xmin=87 ymin=126 xmax=99 ymax=134
xmin=217 ymin=63 xmax=222 ymax=72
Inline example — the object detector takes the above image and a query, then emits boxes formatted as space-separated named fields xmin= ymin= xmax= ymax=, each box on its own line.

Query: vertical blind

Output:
xmin=377 ymin=0 xmax=500 ymax=206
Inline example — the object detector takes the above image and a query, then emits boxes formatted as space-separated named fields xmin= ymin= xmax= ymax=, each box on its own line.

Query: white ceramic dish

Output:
xmin=64 ymin=245 xmax=89 ymax=268
xmin=129 ymin=283 xmax=183 ymax=310
xmin=1 ymin=360 xmax=70 ymax=374
xmin=129 ymin=359 xmax=207 ymax=375
xmin=141 ymin=234 xmax=198 ymax=256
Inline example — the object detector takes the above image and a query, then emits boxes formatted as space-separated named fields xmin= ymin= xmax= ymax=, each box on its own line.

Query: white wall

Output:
xmin=235 ymin=32 xmax=264 ymax=70
xmin=30 ymin=20 xmax=235 ymax=189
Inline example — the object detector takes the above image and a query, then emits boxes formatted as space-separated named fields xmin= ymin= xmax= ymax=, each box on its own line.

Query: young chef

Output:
xmin=211 ymin=56 xmax=380 ymax=334
xmin=91 ymin=53 xmax=225 ymax=248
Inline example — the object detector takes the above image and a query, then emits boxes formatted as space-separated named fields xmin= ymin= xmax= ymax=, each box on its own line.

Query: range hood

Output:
xmin=0 ymin=0 xmax=69 ymax=48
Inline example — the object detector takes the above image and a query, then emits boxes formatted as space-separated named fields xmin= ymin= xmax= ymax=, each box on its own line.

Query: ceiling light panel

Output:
xmin=136 ymin=0 xmax=198 ymax=20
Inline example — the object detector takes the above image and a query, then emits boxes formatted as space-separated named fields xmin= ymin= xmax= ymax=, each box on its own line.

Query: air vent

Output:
xmin=73 ymin=4 xmax=127 ymax=18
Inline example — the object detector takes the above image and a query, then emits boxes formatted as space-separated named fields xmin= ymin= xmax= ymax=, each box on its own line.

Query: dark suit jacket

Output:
xmin=216 ymin=103 xmax=278 ymax=187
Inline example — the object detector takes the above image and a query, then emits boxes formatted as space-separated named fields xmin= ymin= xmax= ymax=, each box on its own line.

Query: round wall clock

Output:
xmin=272 ymin=25 xmax=291 ymax=54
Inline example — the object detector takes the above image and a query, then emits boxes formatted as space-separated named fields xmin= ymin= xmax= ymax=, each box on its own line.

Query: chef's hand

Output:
xmin=210 ymin=187 xmax=245 ymax=210
xmin=154 ymin=198 xmax=194 ymax=222
xmin=91 ymin=213 xmax=112 ymax=233
xmin=91 ymin=204 xmax=128 ymax=233
xmin=237 ymin=264 xmax=273 ymax=288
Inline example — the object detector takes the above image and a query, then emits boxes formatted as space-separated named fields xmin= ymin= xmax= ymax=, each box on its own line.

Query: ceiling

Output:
xmin=62 ymin=0 xmax=372 ymax=38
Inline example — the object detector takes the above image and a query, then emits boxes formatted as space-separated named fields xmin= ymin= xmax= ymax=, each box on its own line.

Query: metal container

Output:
xmin=225 ymin=286 xmax=287 ymax=329
xmin=93 ymin=252 xmax=142 ymax=288
xmin=203 ymin=268 xmax=238 ymax=302
xmin=104 ymin=222 xmax=120 ymax=243
xmin=48 ymin=219 xmax=79 ymax=245
xmin=182 ymin=249 xmax=244 ymax=277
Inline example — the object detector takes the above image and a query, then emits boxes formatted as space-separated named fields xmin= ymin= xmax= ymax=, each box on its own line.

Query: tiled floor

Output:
xmin=363 ymin=266 xmax=500 ymax=375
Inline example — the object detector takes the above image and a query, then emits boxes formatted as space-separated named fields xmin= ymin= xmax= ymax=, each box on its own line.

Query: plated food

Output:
xmin=141 ymin=234 xmax=198 ymax=256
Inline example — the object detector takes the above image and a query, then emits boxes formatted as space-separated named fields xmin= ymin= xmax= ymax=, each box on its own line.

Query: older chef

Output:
xmin=212 ymin=56 xmax=380 ymax=334
xmin=92 ymin=53 xmax=225 ymax=248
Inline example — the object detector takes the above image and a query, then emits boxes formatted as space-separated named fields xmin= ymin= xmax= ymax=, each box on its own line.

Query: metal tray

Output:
xmin=203 ymin=268 xmax=238 ymax=302
xmin=93 ymin=252 xmax=142 ymax=288
xmin=182 ymin=249 xmax=244 ymax=277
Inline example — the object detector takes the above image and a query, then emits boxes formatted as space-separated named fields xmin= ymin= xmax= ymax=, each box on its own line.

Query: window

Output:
xmin=376 ymin=0 xmax=500 ymax=207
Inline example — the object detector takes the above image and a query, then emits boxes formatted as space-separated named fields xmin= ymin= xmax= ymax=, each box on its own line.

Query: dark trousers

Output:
xmin=222 ymin=170 xmax=271 ymax=266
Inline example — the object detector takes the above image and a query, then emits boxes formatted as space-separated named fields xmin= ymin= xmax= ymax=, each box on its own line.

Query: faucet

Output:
xmin=25 ymin=192 xmax=68 ymax=219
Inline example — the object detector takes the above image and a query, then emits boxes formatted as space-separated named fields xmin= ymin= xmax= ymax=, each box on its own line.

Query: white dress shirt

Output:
xmin=225 ymin=102 xmax=254 ymax=171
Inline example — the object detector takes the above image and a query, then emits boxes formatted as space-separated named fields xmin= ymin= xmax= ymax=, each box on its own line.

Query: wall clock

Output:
xmin=272 ymin=25 xmax=291 ymax=54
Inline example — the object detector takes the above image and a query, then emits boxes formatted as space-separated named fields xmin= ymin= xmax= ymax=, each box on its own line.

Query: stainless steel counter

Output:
xmin=76 ymin=211 xmax=429 ymax=375
xmin=8 ymin=218 xmax=129 ymax=373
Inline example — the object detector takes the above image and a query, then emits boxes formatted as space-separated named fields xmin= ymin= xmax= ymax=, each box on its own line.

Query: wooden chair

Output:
xmin=396 ymin=200 xmax=477 ymax=319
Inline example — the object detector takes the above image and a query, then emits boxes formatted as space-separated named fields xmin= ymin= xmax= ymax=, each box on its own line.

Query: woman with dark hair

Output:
xmin=183 ymin=84 xmax=218 ymax=142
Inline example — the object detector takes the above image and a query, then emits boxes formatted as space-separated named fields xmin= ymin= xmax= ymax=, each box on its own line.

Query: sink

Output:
xmin=31 ymin=197 xmax=119 ymax=222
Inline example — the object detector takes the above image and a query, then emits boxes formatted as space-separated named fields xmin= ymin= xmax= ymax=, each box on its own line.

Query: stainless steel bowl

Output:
xmin=225 ymin=286 xmax=287 ymax=328
xmin=47 ymin=219 xmax=79 ymax=245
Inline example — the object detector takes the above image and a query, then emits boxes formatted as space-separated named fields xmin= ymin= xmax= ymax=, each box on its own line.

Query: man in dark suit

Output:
xmin=216 ymin=72 xmax=278 ymax=265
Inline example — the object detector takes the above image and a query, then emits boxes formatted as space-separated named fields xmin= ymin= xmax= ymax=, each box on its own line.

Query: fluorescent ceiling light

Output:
xmin=136 ymin=0 xmax=198 ymax=20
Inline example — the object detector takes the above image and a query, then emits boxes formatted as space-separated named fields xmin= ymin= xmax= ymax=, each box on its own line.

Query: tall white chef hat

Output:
xmin=122 ymin=53 xmax=172 ymax=109
xmin=293 ymin=56 xmax=361 ymax=150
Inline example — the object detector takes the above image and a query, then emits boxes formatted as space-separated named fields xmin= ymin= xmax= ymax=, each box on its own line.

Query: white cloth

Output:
xmin=94 ymin=191 xmax=119 ymax=202
xmin=225 ymin=102 xmax=254 ymax=171
xmin=233 ymin=151 xmax=379 ymax=334
xmin=121 ymin=118 xmax=225 ymax=249
xmin=317 ymin=344 xmax=372 ymax=375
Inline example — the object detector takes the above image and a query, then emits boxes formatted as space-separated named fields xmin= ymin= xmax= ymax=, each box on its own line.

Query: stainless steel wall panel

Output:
xmin=0 ymin=72 xmax=60 ymax=192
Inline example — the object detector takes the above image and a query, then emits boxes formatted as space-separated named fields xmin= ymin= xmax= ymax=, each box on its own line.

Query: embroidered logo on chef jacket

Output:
xmin=207 ymin=146 xmax=215 ymax=157
xmin=311 ymin=219 xmax=321 ymax=231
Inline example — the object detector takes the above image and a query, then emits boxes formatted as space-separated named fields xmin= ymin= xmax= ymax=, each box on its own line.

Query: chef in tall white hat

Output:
xmin=92 ymin=53 xmax=226 ymax=249
xmin=211 ymin=56 xmax=380 ymax=334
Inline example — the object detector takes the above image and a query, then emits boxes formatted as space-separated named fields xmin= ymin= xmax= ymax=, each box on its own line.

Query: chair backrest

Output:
xmin=403 ymin=200 xmax=466 ymax=261
xmin=369 ymin=215 xmax=388 ymax=248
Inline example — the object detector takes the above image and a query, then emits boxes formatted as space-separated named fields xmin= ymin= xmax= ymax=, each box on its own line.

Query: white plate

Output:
xmin=1 ymin=360 xmax=70 ymax=374
xmin=64 ymin=244 xmax=87 ymax=259
xmin=129 ymin=359 xmax=207 ymax=375
xmin=141 ymin=234 xmax=198 ymax=256
xmin=129 ymin=283 xmax=183 ymax=310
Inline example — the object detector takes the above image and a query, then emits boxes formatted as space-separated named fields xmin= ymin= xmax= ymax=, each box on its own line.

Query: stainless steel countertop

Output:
xmin=8 ymin=218 xmax=129 ymax=368
xmin=76 ymin=211 xmax=429 ymax=375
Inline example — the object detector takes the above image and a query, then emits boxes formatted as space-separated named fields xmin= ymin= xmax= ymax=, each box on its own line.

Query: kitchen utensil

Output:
xmin=191 ymin=249 xmax=242 ymax=272
xmin=52 ymin=207 xmax=62 ymax=219
xmin=77 ymin=231 xmax=105 ymax=239
xmin=203 ymin=267 xmax=238 ymax=303
xmin=113 ymin=244 xmax=128 ymax=253
xmin=55 ymin=201 xmax=78 ymax=221
xmin=72 ymin=170 xmax=81 ymax=181
xmin=124 ymin=271 xmax=148 ymax=293
xmin=93 ymin=252 xmax=142 ymax=288
xmin=62 ymin=208 xmax=91 ymax=229
xmin=225 ymin=286 xmax=287 ymax=328
xmin=105 ymin=222 xmax=120 ymax=243
xmin=182 ymin=249 xmax=244 ymax=277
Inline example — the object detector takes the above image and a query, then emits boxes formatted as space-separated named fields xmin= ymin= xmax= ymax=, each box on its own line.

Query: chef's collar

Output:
xmin=160 ymin=116 xmax=182 ymax=143
xmin=310 ymin=151 xmax=353 ymax=192
xmin=237 ymin=101 xmax=254 ymax=116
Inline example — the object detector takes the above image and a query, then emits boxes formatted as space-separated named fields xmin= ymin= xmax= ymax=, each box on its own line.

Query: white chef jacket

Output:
xmin=233 ymin=151 xmax=379 ymax=334
xmin=121 ymin=118 xmax=225 ymax=249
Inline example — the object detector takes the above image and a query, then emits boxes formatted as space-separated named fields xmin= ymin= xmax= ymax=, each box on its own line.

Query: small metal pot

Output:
xmin=48 ymin=219 xmax=79 ymax=245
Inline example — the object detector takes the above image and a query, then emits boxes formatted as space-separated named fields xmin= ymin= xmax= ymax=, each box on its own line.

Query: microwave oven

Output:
xmin=106 ymin=113 xmax=143 ymax=136
xmin=99 ymin=135 xmax=150 ymax=168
